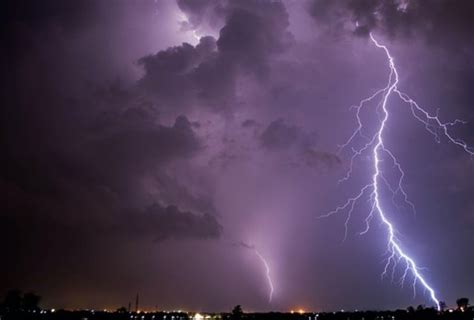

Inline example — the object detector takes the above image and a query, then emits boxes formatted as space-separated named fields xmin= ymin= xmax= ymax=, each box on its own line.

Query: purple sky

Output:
xmin=2 ymin=0 xmax=474 ymax=312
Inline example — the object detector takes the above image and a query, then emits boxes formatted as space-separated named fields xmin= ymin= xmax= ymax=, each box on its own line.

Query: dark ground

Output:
xmin=1 ymin=309 xmax=474 ymax=320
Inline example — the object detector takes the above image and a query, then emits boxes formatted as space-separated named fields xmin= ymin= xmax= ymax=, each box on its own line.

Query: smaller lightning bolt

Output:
xmin=254 ymin=249 xmax=274 ymax=303
xmin=235 ymin=241 xmax=274 ymax=303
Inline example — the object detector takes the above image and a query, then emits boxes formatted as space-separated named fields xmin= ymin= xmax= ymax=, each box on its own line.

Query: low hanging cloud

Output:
xmin=142 ymin=203 xmax=223 ymax=242
xmin=258 ymin=119 xmax=341 ymax=171
xmin=260 ymin=118 xmax=315 ymax=150
xmin=301 ymin=149 xmax=342 ymax=170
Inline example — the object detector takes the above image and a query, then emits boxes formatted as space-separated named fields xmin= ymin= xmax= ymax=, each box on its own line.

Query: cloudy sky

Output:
xmin=2 ymin=0 xmax=474 ymax=312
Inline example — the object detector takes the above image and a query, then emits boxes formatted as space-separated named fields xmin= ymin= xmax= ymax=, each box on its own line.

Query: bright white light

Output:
xmin=176 ymin=12 xmax=201 ymax=43
xmin=193 ymin=313 xmax=204 ymax=320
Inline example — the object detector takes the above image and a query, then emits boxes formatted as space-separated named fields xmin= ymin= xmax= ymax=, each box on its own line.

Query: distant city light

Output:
xmin=194 ymin=313 xmax=204 ymax=320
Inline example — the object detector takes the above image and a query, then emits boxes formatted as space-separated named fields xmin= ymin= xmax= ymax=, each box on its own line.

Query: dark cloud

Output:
xmin=257 ymin=119 xmax=341 ymax=172
xmin=0 ymin=0 xmax=222 ymax=240
xmin=138 ymin=0 xmax=293 ymax=112
xmin=138 ymin=36 xmax=218 ymax=107
xmin=233 ymin=241 xmax=255 ymax=250
xmin=260 ymin=118 xmax=315 ymax=150
xmin=309 ymin=0 xmax=474 ymax=44
xmin=88 ymin=113 xmax=201 ymax=178
xmin=301 ymin=149 xmax=342 ymax=170
xmin=0 ymin=0 xmax=223 ymax=293
xmin=154 ymin=171 xmax=218 ymax=217
xmin=241 ymin=119 xmax=258 ymax=128
xmin=177 ymin=0 xmax=226 ymax=32
xmin=1 ymin=104 xmax=208 ymax=228
xmin=216 ymin=1 xmax=293 ymax=66
xmin=142 ymin=203 xmax=222 ymax=242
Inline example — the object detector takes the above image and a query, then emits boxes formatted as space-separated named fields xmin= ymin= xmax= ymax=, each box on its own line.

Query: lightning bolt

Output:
xmin=324 ymin=33 xmax=474 ymax=311
xmin=254 ymin=249 xmax=274 ymax=303
xmin=235 ymin=241 xmax=274 ymax=303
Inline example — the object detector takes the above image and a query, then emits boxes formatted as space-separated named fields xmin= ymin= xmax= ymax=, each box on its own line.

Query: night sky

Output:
xmin=2 ymin=0 xmax=474 ymax=313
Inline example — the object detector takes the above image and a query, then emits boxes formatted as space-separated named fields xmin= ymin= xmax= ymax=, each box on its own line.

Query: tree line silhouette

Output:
xmin=1 ymin=290 xmax=41 ymax=313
